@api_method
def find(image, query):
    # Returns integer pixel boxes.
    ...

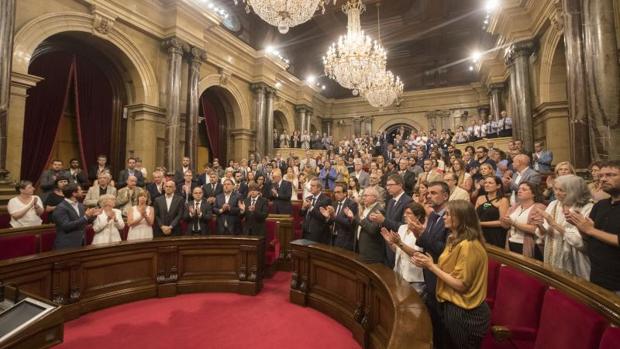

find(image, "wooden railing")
[289,240,432,349]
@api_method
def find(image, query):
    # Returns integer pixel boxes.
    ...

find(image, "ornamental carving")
[218,67,231,85]
[549,0,564,32]
[92,13,116,35]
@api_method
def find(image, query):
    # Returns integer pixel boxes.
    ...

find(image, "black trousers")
[509,241,543,261]
[438,301,490,349]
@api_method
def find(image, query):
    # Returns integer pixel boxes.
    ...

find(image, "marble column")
[306,110,313,135]
[488,83,504,121]
[162,37,186,173]
[265,87,275,156]
[0,0,16,181]
[506,41,535,153]
[583,0,620,161]
[295,106,308,135]
[185,47,206,168]
[251,84,267,157]
[562,0,591,167]
[353,118,362,137]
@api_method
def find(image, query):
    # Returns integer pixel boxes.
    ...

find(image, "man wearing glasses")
[321,183,358,250]
[301,178,333,244]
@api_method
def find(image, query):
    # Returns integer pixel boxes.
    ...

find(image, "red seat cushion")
[599,327,620,349]
[485,266,547,346]
[534,289,607,349]
[208,218,216,234]
[85,226,95,245]
[0,235,37,259]
[40,229,57,252]
[486,258,501,309]
[120,225,129,241]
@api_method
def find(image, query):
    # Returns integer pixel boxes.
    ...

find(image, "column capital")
[505,40,536,64]
[162,37,188,55]
[186,46,207,63]
[250,82,271,94]
[488,82,505,92]
[295,105,313,114]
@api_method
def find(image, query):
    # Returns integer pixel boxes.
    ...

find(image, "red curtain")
[74,57,113,172]
[200,94,220,160]
[21,52,75,182]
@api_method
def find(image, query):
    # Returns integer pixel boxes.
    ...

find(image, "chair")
[533,289,607,349]
[482,266,547,349]
[85,226,95,245]
[599,327,620,349]
[0,213,11,229]
[40,229,57,252]
[0,235,37,260]
[486,258,501,309]
[291,202,303,239]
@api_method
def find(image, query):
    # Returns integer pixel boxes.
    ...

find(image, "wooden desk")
[0,236,265,323]
[289,240,432,349]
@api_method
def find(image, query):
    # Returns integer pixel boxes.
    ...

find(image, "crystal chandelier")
[323,0,387,96]
[234,0,336,34]
[362,70,404,108]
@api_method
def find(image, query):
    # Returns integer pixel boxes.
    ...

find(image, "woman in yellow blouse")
[412,199,490,349]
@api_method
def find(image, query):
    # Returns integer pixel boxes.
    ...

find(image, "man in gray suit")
[505,154,541,204]
[53,184,100,250]
[351,159,370,188]
[347,186,385,264]
[532,141,553,174]
[39,159,67,201]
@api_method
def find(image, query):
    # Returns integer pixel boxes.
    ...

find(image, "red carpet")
[57,272,360,349]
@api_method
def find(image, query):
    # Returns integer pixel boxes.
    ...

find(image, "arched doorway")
[385,123,417,144]
[273,110,289,135]
[199,86,239,165]
[20,33,128,182]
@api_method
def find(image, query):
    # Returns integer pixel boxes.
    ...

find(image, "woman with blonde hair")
[451,159,473,192]
[412,200,490,348]
[535,175,593,279]
[127,190,154,240]
[544,161,576,201]
[92,194,125,245]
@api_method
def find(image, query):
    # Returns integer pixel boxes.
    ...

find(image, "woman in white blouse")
[381,202,426,294]
[8,180,44,227]
[501,182,546,260]
[535,175,593,279]
[92,194,125,245]
[127,191,154,240]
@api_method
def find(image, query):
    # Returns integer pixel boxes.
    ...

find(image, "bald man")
[153,180,185,237]
[505,154,541,204]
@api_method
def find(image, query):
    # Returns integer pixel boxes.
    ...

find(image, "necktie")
[336,201,343,216]
[251,198,256,207]
[194,202,200,231]
[312,196,317,207]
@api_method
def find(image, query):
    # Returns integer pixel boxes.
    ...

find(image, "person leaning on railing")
[412,200,490,349]
[8,180,44,228]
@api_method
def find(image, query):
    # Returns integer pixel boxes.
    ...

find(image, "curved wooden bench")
[289,240,432,349]
[0,236,265,323]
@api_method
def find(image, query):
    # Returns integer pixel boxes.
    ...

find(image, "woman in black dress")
[475,176,510,247]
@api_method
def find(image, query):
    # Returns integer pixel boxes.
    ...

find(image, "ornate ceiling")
[223,0,492,99]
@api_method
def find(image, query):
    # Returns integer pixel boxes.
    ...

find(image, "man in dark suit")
[117,157,145,189]
[300,178,332,244]
[239,183,269,236]
[414,180,449,349]
[174,156,195,184]
[369,174,413,268]
[197,165,211,187]
[234,171,249,199]
[53,183,100,250]
[67,158,90,188]
[40,159,68,201]
[183,186,212,235]
[273,153,288,173]
[348,186,385,263]
[325,182,358,250]
[153,180,185,237]
[214,179,241,234]
[203,172,223,206]
[88,155,111,183]
[504,154,541,204]
[146,170,165,202]
[268,169,292,214]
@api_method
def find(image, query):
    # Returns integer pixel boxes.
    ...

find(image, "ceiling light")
[485,0,500,12]
[234,0,337,34]
[469,66,475,71]
[471,50,482,62]
[321,85,326,90]
[275,81,282,89]
[306,75,317,84]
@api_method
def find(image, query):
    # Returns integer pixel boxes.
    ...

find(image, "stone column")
[184,47,206,168]
[251,84,267,157]
[295,105,308,135]
[162,37,186,173]
[306,109,313,135]
[325,120,332,136]
[562,0,591,167]
[0,0,16,181]
[265,87,275,156]
[488,83,504,121]
[353,118,362,137]
[506,40,535,152]
[583,0,620,161]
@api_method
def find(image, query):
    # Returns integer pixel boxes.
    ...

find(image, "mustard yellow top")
[436,239,488,309]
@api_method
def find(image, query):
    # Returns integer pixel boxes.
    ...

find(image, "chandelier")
[234,0,336,34]
[362,70,403,108]
[323,0,387,96]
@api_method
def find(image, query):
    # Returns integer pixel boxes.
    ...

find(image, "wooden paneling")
[290,240,433,349]
[0,237,265,320]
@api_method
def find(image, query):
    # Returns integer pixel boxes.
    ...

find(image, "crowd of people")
[7,118,620,348]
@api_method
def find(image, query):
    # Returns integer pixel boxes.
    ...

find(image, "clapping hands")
[411,251,434,269]
[380,227,401,245]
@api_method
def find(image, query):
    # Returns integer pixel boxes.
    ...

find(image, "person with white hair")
[92,194,125,245]
[535,175,593,279]
[84,172,116,208]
